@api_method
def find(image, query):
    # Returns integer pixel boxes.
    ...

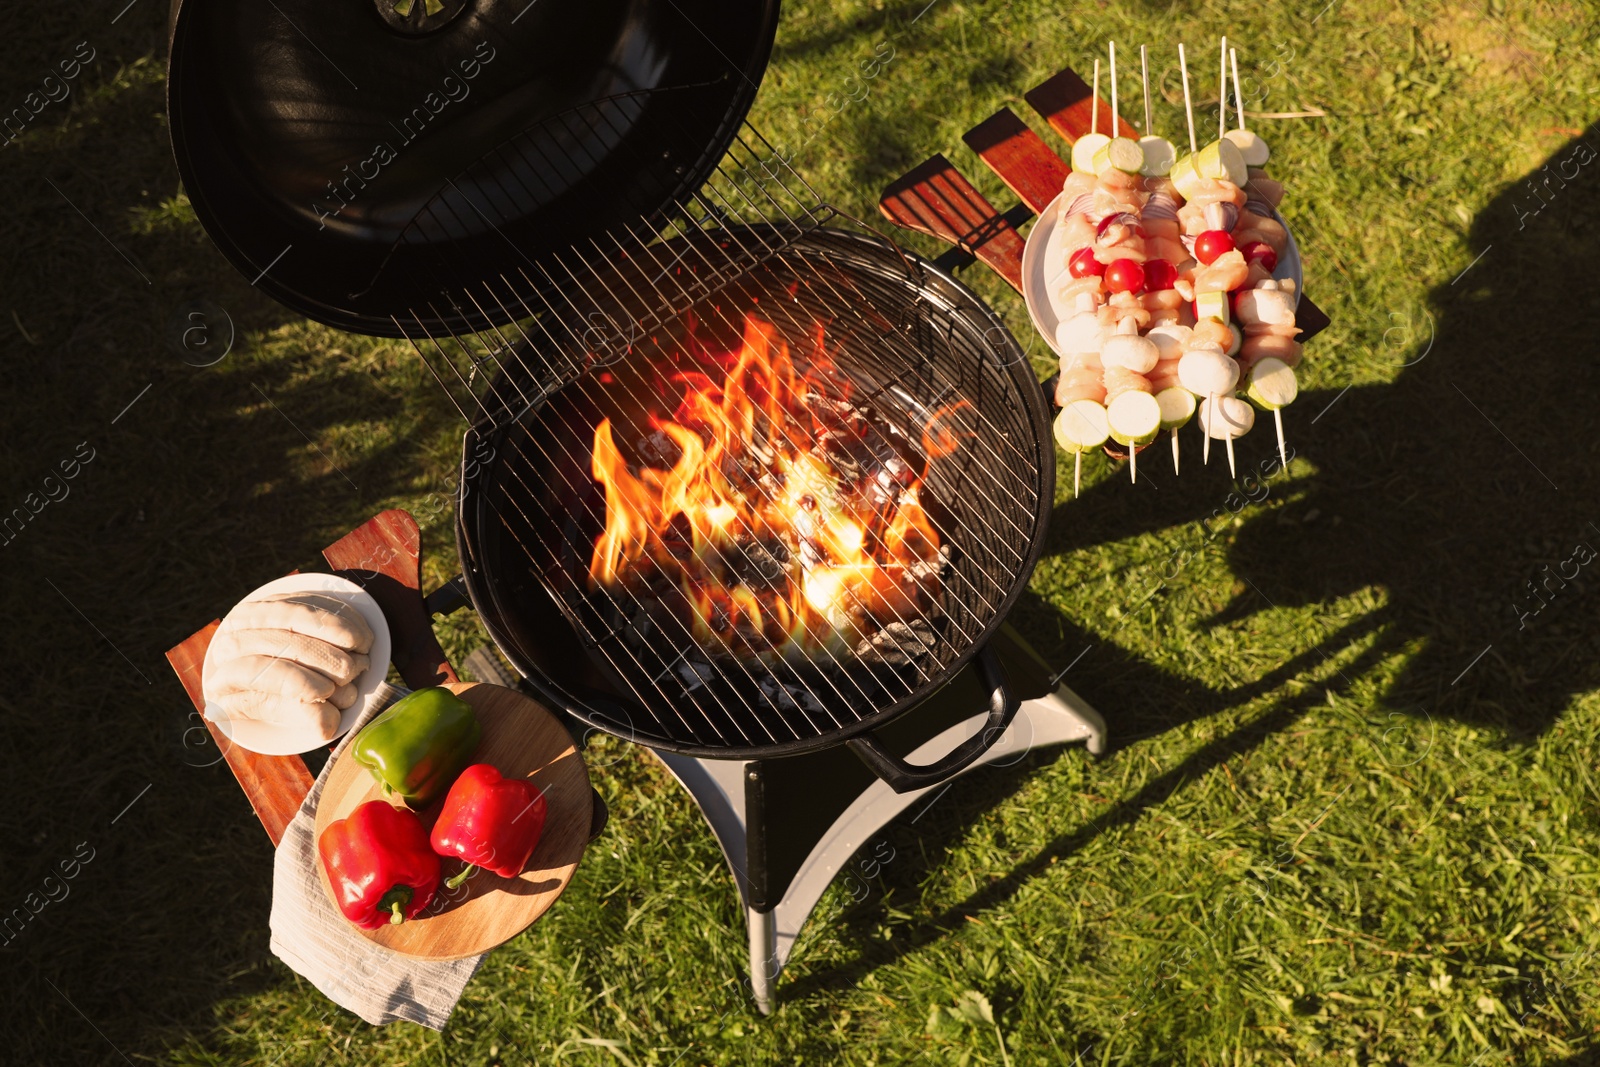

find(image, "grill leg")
[1019,682,1107,757]
[648,626,1109,1018]
[747,906,778,1015]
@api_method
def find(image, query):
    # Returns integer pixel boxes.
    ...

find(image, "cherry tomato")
[1240,240,1278,272]
[1193,230,1236,266]
[1142,259,1178,291]
[1068,246,1105,278]
[1103,258,1145,294]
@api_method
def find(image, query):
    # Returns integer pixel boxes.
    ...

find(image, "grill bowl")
[457,228,1054,758]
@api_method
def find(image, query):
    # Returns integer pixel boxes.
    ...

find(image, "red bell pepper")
[318,800,442,929]
[430,764,547,888]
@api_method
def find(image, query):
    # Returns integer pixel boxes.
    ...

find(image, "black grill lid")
[167,0,780,335]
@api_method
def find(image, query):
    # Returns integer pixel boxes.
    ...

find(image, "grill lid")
[166,0,780,335]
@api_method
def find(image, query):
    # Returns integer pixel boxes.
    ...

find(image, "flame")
[588,312,960,661]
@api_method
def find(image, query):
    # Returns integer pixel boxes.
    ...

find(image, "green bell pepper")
[351,687,481,807]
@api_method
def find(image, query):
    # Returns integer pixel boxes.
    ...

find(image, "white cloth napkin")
[269,683,483,1029]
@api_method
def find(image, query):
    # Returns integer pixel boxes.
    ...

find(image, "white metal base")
[653,681,1105,1014]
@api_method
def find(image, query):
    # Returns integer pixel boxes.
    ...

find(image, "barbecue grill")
[167,0,1106,1011]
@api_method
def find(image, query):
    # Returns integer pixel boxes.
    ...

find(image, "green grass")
[4,0,1600,1063]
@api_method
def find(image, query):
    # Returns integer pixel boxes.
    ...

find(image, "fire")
[587,313,963,661]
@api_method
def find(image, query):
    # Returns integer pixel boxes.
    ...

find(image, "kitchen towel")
[269,683,483,1029]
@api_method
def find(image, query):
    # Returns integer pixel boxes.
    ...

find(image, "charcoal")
[758,675,826,714]
[906,544,952,585]
[816,417,899,485]
[745,440,776,469]
[588,359,954,678]
[636,429,676,465]
[728,537,789,589]
[855,619,938,667]
[674,658,718,693]
[867,456,917,507]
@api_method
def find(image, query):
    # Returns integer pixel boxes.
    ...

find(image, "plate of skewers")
[1021,38,1307,495]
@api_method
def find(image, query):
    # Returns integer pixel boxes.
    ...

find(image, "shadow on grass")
[0,7,467,1064]
[1036,119,1600,743]
[782,630,1397,1005]
[781,114,1600,1028]
[5,6,1597,1065]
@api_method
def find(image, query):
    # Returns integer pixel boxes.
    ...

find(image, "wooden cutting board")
[313,682,590,960]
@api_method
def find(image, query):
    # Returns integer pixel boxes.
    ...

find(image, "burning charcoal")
[637,429,676,465]
[905,544,951,584]
[849,564,925,622]
[758,675,825,714]
[725,448,772,490]
[790,509,826,570]
[582,311,958,681]
[815,431,864,482]
[728,537,789,589]
[867,456,917,507]
[855,619,938,667]
[746,441,776,469]
[647,584,696,642]
[674,658,717,693]
[817,420,902,485]
[805,393,855,421]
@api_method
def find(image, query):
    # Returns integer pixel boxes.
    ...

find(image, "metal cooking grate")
[385,92,1048,751]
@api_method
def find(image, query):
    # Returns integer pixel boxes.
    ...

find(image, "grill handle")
[845,645,1020,795]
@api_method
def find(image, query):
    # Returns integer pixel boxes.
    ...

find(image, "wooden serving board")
[313,682,590,960]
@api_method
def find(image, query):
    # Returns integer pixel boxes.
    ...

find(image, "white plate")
[1021,191,1304,361]
[202,573,393,756]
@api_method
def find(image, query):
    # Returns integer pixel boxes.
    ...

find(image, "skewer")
[1218,36,1228,142]
[1074,451,1082,499]
[1231,47,1246,132]
[1177,44,1197,153]
[1274,408,1288,470]
[1130,439,1137,484]
[1141,45,1153,136]
[1225,425,1237,478]
[1091,58,1100,138]
[1109,41,1119,139]
[1170,426,1180,475]
[1203,392,1215,464]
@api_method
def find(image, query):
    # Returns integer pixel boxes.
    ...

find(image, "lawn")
[4,0,1600,1063]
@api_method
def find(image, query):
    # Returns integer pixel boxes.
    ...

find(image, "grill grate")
[458,233,1046,751]
[385,94,1049,752]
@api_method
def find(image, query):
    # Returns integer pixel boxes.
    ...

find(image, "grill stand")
[651,624,1105,1014]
